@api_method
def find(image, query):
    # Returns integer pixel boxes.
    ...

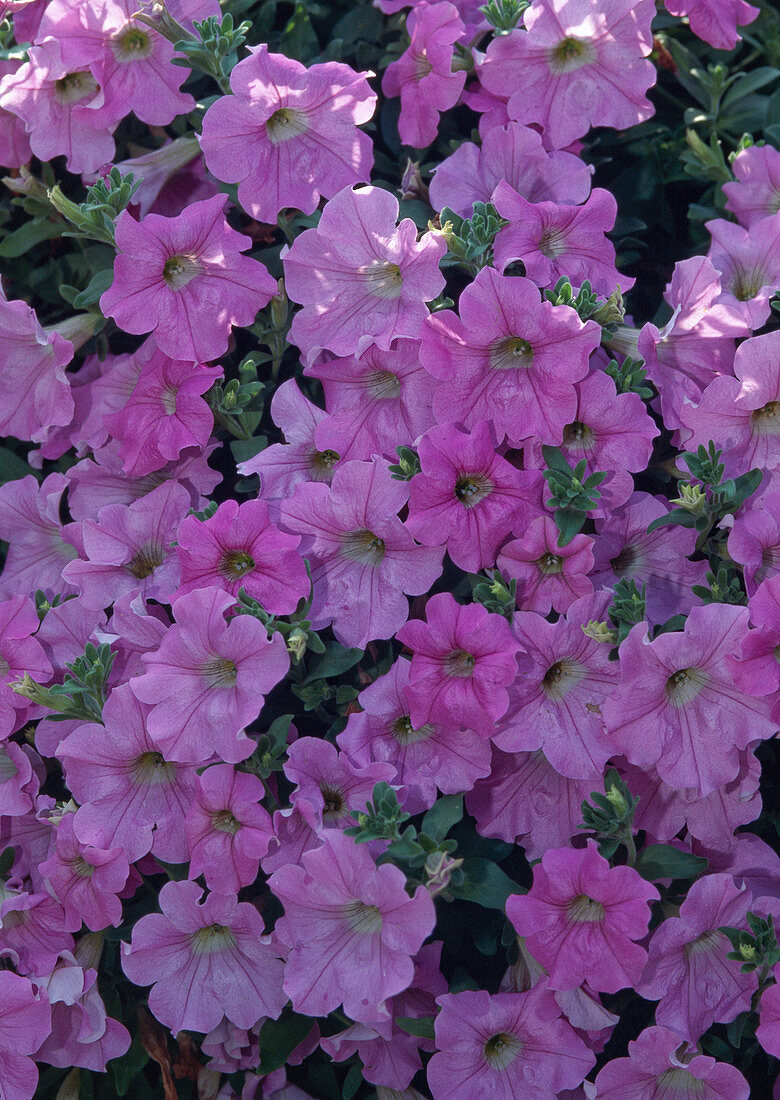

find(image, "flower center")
[191,923,236,954]
[365,368,401,400]
[392,715,433,745]
[684,929,723,957]
[657,1068,704,1094]
[610,542,640,575]
[133,751,176,786]
[751,401,780,434]
[483,1031,523,1070]
[265,106,309,144]
[538,226,569,258]
[489,336,534,371]
[343,900,383,934]
[358,260,403,300]
[454,473,493,507]
[665,667,707,707]
[320,785,346,818]
[542,659,586,701]
[310,448,340,473]
[54,71,99,105]
[0,746,17,782]
[730,264,766,301]
[112,23,154,61]
[567,894,605,922]
[536,552,564,575]
[69,855,95,878]
[161,386,178,416]
[341,529,386,565]
[126,544,165,579]
[549,36,594,73]
[162,253,201,289]
[444,649,475,677]
[0,658,10,681]
[201,658,238,688]
[414,52,433,82]
[219,550,256,581]
[211,809,241,836]
[563,421,594,449]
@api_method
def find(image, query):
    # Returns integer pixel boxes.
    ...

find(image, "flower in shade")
[591,1023,750,1098]
[122,879,286,1034]
[131,586,289,763]
[0,474,80,601]
[420,267,598,445]
[728,575,780,700]
[0,595,53,741]
[507,840,659,993]
[200,45,376,222]
[427,987,595,1100]
[39,813,129,932]
[757,981,780,1058]
[494,185,633,295]
[636,874,757,1041]
[395,593,522,736]
[268,829,435,1026]
[0,970,51,1100]
[603,604,777,795]
[284,185,445,363]
[663,0,758,50]
[59,683,198,864]
[382,2,466,149]
[280,458,443,648]
[478,0,656,148]
[100,193,277,363]
[175,498,309,612]
[723,143,780,227]
[283,737,396,831]
[706,211,780,330]
[728,492,780,595]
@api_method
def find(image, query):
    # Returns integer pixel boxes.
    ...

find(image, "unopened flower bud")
[670,482,707,513]
[582,620,617,644]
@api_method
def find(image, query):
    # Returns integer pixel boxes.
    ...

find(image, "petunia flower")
[706,211,780,330]
[39,813,129,932]
[0,595,53,741]
[0,970,51,1100]
[498,515,594,616]
[723,143,780,227]
[663,0,758,50]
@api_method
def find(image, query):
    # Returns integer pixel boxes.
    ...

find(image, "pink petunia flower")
[498,515,594,615]
[175,498,309,613]
[507,841,659,993]
[757,979,780,1059]
[59,683,199,863]
[405,421,543,572]
[201,45,375,222]
[280,458,443,648]
[478,0,656,148]
[283,737,396,831]
[395,592,521,736]
[664,0,758,50]
[0,58,32,167]
[603,604,777,795]
[122,879,286,1034]
[706,211,780,330]
[131,586,289,763]
[723,143,780,227]
[0,474,80,601]
[493,185,634,295]
[284,185,445,363]
[0,970,51,1100]
[590,1023,750,1098]
[0,595,53,741]
[338,658,492,815]
[382,2,466,149]
[728,575,780,699]
[39,813,129,932]
[728,492,780,595]
[636,874,757,1041]
[420,267,598,445]
[268,829,436,1026]
[100,193,277,363]
[427,987,595,1100]
[185,764,274,894]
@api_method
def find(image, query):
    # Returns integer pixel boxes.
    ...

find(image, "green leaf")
[0,446,37,486]
[421,795,464,843]
[647,510,697,533]
[71,267,114,309]
[635,844,708,882]
[111,1032,149,1096]
[342,1063,364,1100]
[721,67,780,108]
[448,858,523,909]
[554,507,587,547]
[257,1009,313,1074]
[395,1015,436,1040]
[0,218,62,258]
[303,642,363,683]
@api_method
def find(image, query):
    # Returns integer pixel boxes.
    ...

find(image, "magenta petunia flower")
[122,879,286,1034]
[757,980,780,1059]
[0,474,80,601]
[728,493,780,595]
[39,813,129,932]
[283,737,396,831]
[307,339,438,463]
[100,193,277,363]
[706,211,780,330]
[603,604,777,795]
[664,0,758,50]
[131,586,289,763]
[382,2,466,149]
[268,829,435,1026]
[636,874,757,1041]
[59,683,198,864]
[338,658,492,815]
[498,515,594,615]
[427,987,595,1100]
[284,185,446,363]
[185,765,274,894]
[507,841,659,993]
[728,575,780,699]
[478,0,656,148]
[0,595,53,742]
[428,121,592,217]
[280,458,443,648]
[200,45,375,222]
[420,267,598,445]
[0,58,32,168]
[591,1023,750,1098]
[723,143,780,227]
[0,970,51,1100]
[405,421,543,572]
[61,478,189,610]
[103,339,221,477]
[395,593,521,736]
[175,498,309,613]
[494,184,633,294]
